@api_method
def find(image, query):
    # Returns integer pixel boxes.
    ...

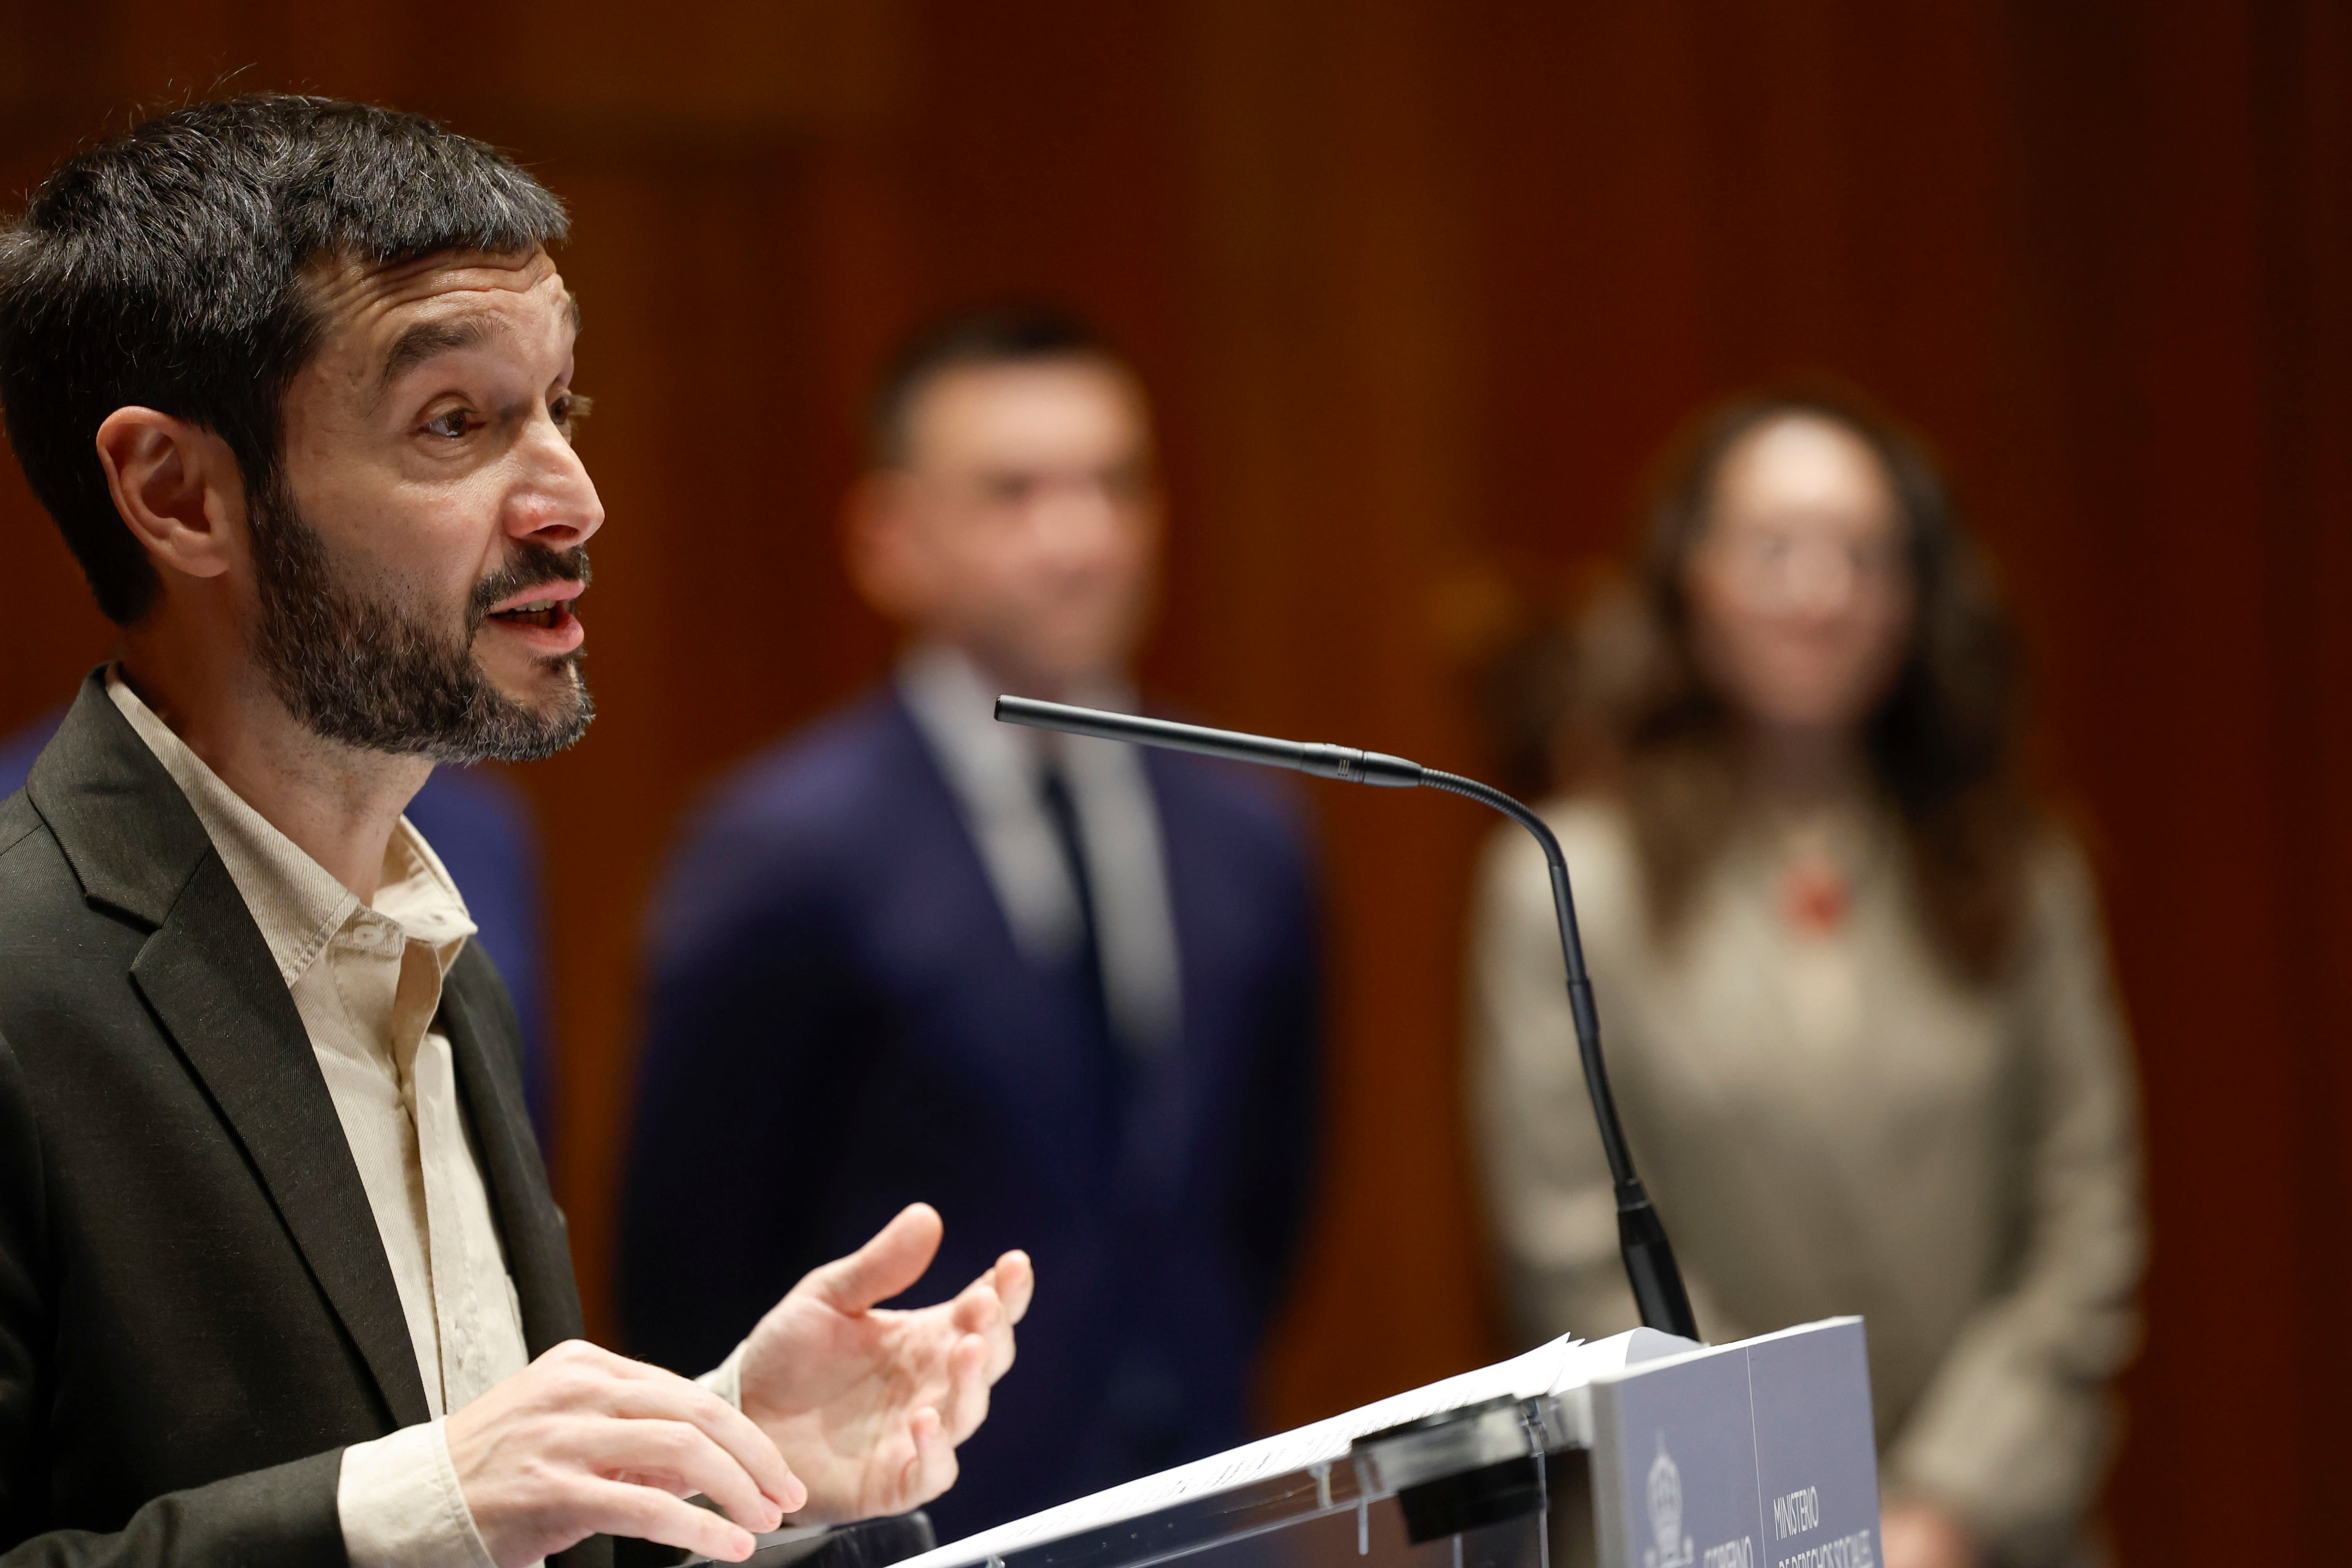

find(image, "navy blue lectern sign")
[1589,1321,1879,1568]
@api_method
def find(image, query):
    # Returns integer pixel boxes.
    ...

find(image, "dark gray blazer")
[0,674,608,1567]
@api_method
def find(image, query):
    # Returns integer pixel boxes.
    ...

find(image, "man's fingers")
[939,1332,993,1443]
[899,1405,959,1510]
[949,1263,1024,1382]
[993,1251,1035,1324]
[949,1254,1032,1327]
[803,1202,945,1314]
[598,1369,804,1514]
[455,1343,805,1565]
[580,1417,785,1537]
[574,1476,762,1563]
[948,1281,1000,1336]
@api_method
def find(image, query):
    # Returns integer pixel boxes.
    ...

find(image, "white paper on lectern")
[902,1331,1659,1568]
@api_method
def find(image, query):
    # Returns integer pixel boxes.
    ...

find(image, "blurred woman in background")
[1469,391,2144,1568]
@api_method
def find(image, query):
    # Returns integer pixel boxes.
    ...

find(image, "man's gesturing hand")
[739,1202,1034,1523]
[446,1339,806,1567]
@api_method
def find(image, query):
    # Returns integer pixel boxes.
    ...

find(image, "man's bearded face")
[247,474,594,764]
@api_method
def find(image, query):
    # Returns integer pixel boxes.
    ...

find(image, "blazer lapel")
[439,953,583,1354]
[134,846,436,1430]
[33,671,433,1431]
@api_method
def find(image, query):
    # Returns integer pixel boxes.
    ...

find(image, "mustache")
[468,545,592,630]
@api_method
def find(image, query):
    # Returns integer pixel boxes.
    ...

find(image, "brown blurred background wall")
[1,3,2346,1561]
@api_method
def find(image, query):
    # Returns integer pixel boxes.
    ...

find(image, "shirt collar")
[105,669,477,987]
[895,641,1137,789]
[373,816,480,971]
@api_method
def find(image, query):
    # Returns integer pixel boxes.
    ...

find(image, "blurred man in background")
[621,307,1322,1536]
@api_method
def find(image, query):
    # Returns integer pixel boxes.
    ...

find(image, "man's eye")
[424,409,475,439]
[550,393,592,441]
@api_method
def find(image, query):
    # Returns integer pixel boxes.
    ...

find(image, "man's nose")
[1027,477,1122,552]
[503,420,605,548]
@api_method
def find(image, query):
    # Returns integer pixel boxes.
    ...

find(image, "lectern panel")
[702,1323,1879,1568]
[1590,1345,1762,1568]
[1745,1327,1880,1568]
[1588,1321,1880,1568]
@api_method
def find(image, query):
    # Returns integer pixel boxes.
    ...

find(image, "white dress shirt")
[107,673,691,1568]
[897,643,1182,1055]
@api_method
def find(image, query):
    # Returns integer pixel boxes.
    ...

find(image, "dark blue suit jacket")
[0,708,554,1142]
[618,691,1322,1539]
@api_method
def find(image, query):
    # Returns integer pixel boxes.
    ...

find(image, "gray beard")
[246,479,594,764]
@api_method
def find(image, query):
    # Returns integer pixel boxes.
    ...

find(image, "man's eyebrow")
[378,316,494,392]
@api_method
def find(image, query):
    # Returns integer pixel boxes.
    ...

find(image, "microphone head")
[996,695,1315,773]
[996,694,1427,785]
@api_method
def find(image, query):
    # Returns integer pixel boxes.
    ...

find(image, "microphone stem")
[990,696,1700,1341]
[1419,770,1700,1343]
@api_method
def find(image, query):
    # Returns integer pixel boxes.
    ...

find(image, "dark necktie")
[1037,764,1124,1115]
[1043,765,1178,1457]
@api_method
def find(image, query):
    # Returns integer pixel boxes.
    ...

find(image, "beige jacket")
[1468,797,2145,1566]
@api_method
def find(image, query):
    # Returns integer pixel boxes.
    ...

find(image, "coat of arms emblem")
[1643,1434,1693,1568]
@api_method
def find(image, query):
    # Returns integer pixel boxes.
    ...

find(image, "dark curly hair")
[0,94,568,624]
[1574,383,2032,982]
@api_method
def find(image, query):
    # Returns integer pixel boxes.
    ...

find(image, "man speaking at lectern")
[0,96,1030,1567]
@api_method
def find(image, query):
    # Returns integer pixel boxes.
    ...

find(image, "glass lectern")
[699,1318,1881,1568]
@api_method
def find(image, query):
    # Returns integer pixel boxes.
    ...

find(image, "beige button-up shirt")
[110,675,523,1568]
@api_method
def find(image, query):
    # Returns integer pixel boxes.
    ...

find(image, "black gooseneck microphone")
[995,694,1701,1343]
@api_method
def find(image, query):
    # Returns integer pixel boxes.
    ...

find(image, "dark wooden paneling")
[1,5,2344,1560]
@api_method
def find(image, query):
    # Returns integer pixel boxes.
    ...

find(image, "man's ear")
[93,407,246,583]
[841,470,930,623]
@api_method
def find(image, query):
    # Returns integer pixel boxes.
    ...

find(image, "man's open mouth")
[489,597,574,630]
